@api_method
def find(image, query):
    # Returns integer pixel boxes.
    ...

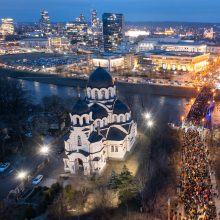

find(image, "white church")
[63,67,137,175]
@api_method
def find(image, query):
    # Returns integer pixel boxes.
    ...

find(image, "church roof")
[87,67,114,89]
[113,99,130,115]
[91,103,108,120]
[71,98,90,116]
[107,127,127,141]
[88,131,103,143]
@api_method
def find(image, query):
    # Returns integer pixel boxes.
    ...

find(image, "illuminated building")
[0,18,14,36]
[92,53,138,71]
[207,45,220,55]
[102,13,124,52]
[76,13,85,22]
[156,41,207,53]
[142,50,209,73]
[19,38,49,48]
[63,67,137,175]
[66,21,88,43]
[48,37,70,49]
[91,9,100,28]
[154,27,175,36]
[40,11,51,35]
[125,30,150,38]
[204,28,214,40]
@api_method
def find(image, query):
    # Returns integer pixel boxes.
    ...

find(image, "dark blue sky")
[1,0,220,23]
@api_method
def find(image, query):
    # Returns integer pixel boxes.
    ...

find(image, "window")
[115,146,118,152]
[77,136,82,146]
[114,115,117,122]
[97,120,100,128]
[126,114,129,121]
[95,91,98,99]
[109,90,112,98]
[120,115,123,122]
[88,90,91,98]
[83,117,87,124]
[111,146,114,152]
[76,118,80,125]
[101,90,105,99]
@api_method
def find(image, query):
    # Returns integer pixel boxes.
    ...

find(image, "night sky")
[1,0,220,23]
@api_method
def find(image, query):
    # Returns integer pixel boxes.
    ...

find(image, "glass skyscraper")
[102,13,124,52]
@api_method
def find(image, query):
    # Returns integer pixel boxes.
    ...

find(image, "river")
[17,78,193,126]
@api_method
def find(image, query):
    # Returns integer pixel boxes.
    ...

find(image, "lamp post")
[40,145,50,163]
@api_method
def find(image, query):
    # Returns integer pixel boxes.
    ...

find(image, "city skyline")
[1,0,220,23]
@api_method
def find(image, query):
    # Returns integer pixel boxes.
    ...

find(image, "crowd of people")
[187,86,213,126]
[179,129,217,219]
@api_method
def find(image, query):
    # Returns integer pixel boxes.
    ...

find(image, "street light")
[145,112,151,119]
[40,145,49,155]
[17,171,27,180]
[147,120,154,128]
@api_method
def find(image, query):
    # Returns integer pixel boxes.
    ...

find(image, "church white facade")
[63,67,137,175]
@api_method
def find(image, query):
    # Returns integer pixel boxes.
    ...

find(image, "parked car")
[0,162,10,172]
[32,175,43,185]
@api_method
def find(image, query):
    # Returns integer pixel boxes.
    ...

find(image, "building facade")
[40,11,51,35]
[102,13,124,52]
[63,67,137,175]
[0,18,14,36]
[142,50,209,73]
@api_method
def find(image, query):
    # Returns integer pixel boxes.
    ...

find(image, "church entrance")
[75,158,84,175]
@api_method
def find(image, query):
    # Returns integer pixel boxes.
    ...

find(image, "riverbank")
[0,67,201,99]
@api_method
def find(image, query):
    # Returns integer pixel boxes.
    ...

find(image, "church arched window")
[101,90,105,99]
[95,90,98,99]
[77,136,82,146]
[76,118,80,125]
[120,115,123,122]
[109,89,112,98]
[115,146,118,152]
[114,115,117,122]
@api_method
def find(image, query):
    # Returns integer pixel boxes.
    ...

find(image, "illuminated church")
[63,67,137,175]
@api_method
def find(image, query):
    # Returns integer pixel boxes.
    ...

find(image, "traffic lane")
[0,154,45,201]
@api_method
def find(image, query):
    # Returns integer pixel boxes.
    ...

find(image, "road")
[0,151,64,201]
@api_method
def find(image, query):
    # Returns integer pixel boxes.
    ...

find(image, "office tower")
[76,13,85,22]
[91,9,98,27]
[0,18,14,36]
[66,21,88,43]
[40,10,51,35]
[102,13,124,52]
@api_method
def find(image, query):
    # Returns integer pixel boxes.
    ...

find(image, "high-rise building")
[76,13,85,23]
[66,21,88,43]
[102,13,124,52]
[40,10,51,35]
[91,9,98,27]
[0,18,14,36]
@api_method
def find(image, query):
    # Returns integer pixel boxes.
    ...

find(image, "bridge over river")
[169,85,220,220]
[184,85,215,129]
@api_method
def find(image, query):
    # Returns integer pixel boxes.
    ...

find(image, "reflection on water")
[15,79,220,125]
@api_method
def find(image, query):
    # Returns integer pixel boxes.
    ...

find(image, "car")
[56,148,64,155]
[0,162,10,172]
[32,175,43,185]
